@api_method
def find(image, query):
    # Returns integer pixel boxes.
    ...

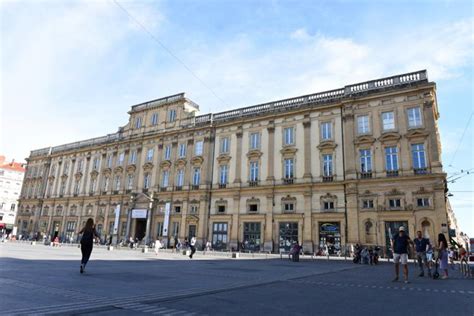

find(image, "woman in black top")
[79,218,99,274]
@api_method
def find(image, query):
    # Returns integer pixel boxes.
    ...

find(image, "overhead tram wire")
[111,0,227,108]
[448,111,473,167]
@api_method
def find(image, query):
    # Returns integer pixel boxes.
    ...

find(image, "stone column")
[82,156,91,194]
[266,123,275,181]
[342,108,357,179]
[186,140,194,188]
[423,100,442,172]
[345,183,360,243]
[264,194,274,252]
[303,117,312,180]
[230,194,240,250]
[234,128,243,184]
[302,190,313,252]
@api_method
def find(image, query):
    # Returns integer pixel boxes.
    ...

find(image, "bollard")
[107,246,114,251]
[232,252,240,259]
[142,247,149,253]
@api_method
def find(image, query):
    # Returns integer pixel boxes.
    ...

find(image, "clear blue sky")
[1,0,472,235]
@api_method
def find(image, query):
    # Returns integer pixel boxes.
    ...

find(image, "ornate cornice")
[246,150,263,159]
[354,135,376,145]
[405,129,429,140]
[379,132,401,143]
[191,156,204,166]
[216,154,231,163]
[317,140,337,150]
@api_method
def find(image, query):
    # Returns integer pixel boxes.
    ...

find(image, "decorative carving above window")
[385,188,404,196]
[191,156,204,166]
[246,149,263,159]
[142,162,154,171]
[317,140,337,150]
[405,130,429,139]
[216,154,231,163]
[175,158,187,166]
[378,132,401,143]
[113,166,123,174]
[160,160,171,169]
[280,147,297,156]
[354,135,376,145]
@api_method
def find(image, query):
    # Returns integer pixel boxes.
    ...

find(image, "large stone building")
[17,70,449,254]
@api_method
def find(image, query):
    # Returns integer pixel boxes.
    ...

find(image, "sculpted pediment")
[354,135,376,145]
[247,150,263,159]
[279,147,297,156]
[317,140,337,150]
[90,170,99,178]
[379,132,401,143]
[142,162,154,171]
[113,166,123,174]
[74,172,83,179]
[191,156,204,166]
[160,160,172,169]
[126,164,136,173]
[175,158,187,166]
[405,129,429,140]
[216,154,231,163]
[102,167,112,175]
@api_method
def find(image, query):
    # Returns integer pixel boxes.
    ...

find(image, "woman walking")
[437,233,449,279]
[79,218,99,274]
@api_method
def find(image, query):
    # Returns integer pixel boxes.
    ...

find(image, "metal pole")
[145,191,154,246]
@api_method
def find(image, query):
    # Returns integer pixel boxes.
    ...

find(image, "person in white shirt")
[154,239,162,255]
[189,236,197,259]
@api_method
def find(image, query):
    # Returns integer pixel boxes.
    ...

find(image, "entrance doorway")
[279,222,298,252]
[243,222,261,251]
[51,221,60,241]
[188,225,196,239]
[135,219,146,241]
[319,222,341,255]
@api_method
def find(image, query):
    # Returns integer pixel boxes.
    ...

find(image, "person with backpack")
[414,230,431,277]
[79,218,99,274]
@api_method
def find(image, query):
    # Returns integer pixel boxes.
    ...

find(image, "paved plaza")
[1,242,473,315]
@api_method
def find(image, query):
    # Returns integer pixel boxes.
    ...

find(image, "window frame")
[382,111,395,131]
[320,122,332,140]
[195,141,204,156]
[357,115,370,134]
[385,146,399,171]
[407,107,423,128]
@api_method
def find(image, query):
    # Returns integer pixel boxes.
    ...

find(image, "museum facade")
[16,70,449,254]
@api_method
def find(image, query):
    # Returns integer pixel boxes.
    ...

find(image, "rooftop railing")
[29,70,428,157]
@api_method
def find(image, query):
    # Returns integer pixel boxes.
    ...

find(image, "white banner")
[113,204,120,235]
[132,209,148,219]
[162,203,171,237]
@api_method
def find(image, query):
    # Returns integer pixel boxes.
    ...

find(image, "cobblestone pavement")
[1,242,472,315]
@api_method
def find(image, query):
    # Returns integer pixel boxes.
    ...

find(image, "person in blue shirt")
[391,226,414,283]
[414,230,431,277]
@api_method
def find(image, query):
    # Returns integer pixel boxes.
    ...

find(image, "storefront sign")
[162,203,171,237]
[113,204,120,234]
[132,209,148,219]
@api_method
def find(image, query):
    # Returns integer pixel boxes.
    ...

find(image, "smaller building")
[0,155,26,235]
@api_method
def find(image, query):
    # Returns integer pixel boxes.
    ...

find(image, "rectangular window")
[321,122,332,140]
[190,205,198,214]
[357,115,370,134]
[106,155,113,168]
[90,178,97,193]
[127,174,134,190]
[168,109,177,122]
[411,144,426,169]
[323,154,333,177]
[249,161,259,181]
[193,168,201,186]
[195,141,204,156]
[114,175,121,191]
[249,204,258,212]
[250,133,260,149]
[385,146,398,171]
[64,161,69,174]
[284,203,294,212]
[171,222,179,236]
[324,201,335,210]
[77,159,83,172]
[146,148,154,162]
[407,107,422,127]
[129,150,137,164]
[219,165,228,184]
[143,173,150,189]
[156,222,163,237]
[135,116,142,129]
[417,198,430,207]
[103,177,109,191]
[217,205,226,213]
[162,171,169,187]
[359,149,372,172]
[382,111,395,130]
[389,199,401,208]
[164,145,171,160]
[176,169,184,186]
[118,152,125,166]
[74,180,80,195]
[220,137,229,153]
[92,157,100,170]
[284,158,294,179]
[175,206,181,213]
[151,113,159,126]
[178,143,186,158]
[212,222,228,250]
[284,127,295,145]
[362,200,374,209]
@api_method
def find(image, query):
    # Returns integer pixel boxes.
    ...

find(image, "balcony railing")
[191,185,200,190]
[175,186,182,191]
[283,178,294,185]
[249,181,259,187]
[142,188,149,193]
[414,168,428,175]
[322,176,333,182]
[101,191,108,195]
[160,187,167,192]
[360,172,373,179]
[218,183,227,189]
[386,170,399,177]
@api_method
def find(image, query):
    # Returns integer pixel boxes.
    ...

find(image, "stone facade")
[17,70,449,254]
